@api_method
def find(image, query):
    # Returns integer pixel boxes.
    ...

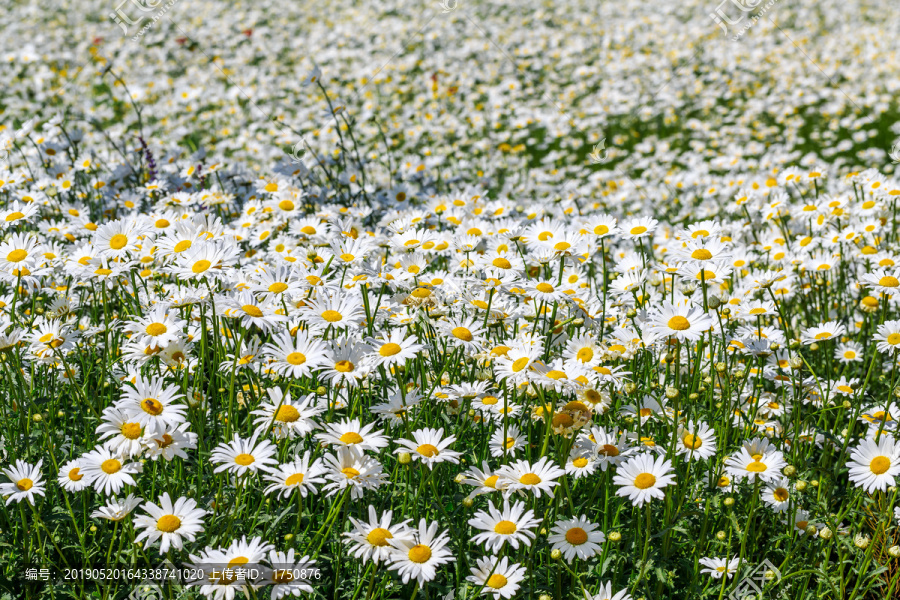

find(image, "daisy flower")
[261,549,317,599]
[800,321,845,345]
[724,439,787,483]
[847,436,900,493]
[468,498,540,551]
[210,431,279,476]
[612,454,676,507]
[466,555,527,599]
[762,477,794,512]
[316,418,389,452]
[490,425,526,458]
[252,388,323,440]
[675,421,717,462]
[365,330,424,370]
[80,448,143,495]
[393,427,461,469]
[0,459,45,505]
[649,301,713,341]
[90,494,143,521]
[57,458,92,492]
[343,505,414,565]
[321,446,387,499]
[262,330,330,379]
[386,518,455,586]
[699,557,740,579]
[116,375,187,437]
[263,451,326,499]
[496,456,566,498]
[548,515,606,562]
[133,492,207,554]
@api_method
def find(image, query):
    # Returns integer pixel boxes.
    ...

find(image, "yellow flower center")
[366,528,393,547]
[141,398,164,415]
[16,478,33,491]
[68,467,83,481]
[773,487,789,502]
[486,574,508,589]
[745,461,767,472]
[494,520,517,535]
[511,357,529,372]
[633,473,656,489]
[536,282,555,293]
[157,515,181,532]
[379,343,402,357]
[682,433,703,450]
[484,475,499,488]
[565,527,588,545]
[630,226,647,235]
[109,234,128,250]
[146,323,167,336]
[879,276,900,288]
[121,423,142,439]
[340,432,364,444]
[192,259,211,273]
[234,453,255,466]
[493,257,511,269]
[285,473,305,486]
[335,360,355,372]
[408,544,432,564]
[417,444,439,457]
[242,304,263,318]
[668,316,691,331]
[573,457,589,468]
[286,352,307,365]
[101,459,122,474]
[322,310,343,322]
[576,348,594,362]
[520,473,541,485]
[342,467,360,478]
[268,282,288,293]
[870,456,892,475]
[691,249,713,260]
[7,249,27,262]
[452,327,473,341]
[275,405,300,422]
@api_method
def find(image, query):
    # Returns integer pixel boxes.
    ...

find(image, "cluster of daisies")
[3,0,900,599]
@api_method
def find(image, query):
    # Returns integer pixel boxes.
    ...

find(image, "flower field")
[3,0,900,599]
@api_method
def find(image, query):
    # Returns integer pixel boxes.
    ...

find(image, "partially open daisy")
[386,518,455,586]
[468,498,540,551]
[612,454,675,507]
[394,427,461,469]
[548,515,606,562]
[90,494,143,521]
[134,492,207,554]
[466,555,527,600]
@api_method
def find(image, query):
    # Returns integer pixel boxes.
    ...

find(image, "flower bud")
[454,473,465,484]
[716,530,726,540]
[889,545,900,558]
[796,481,807,492]
[805,525,817,536]
[462,497,473,508]
[551,549,562,560]
[724,497,735,507]
[789,357,803,369]
[783,465,796,477]
[398,452,411,465]
[32,414,42,422]
[854,534,870,549]
[665,387,680,400]
[284,533,294,541]
[608,531,622,542]
[820,527,833,540]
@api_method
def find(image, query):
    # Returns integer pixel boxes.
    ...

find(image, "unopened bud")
[820,527,833,540]
[716,530,726,540]
[608,531,622,542]
[665,387,680,400]
[783,465,796,477]
[398,452,411,465]
[551,549,562,560]
[796,481,807,492]
[723,497,735,507]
